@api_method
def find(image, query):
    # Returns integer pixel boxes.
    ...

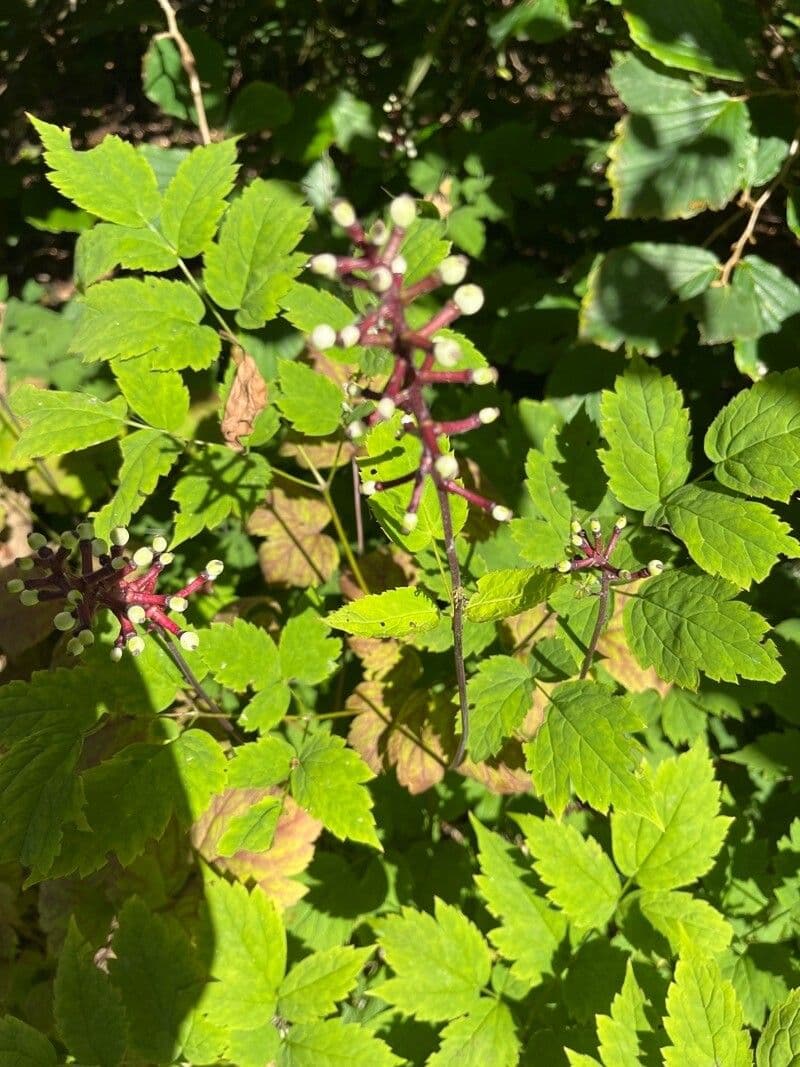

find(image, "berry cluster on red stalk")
[7,524,223,659]
[308,194,512,533]
[556,515,663,582]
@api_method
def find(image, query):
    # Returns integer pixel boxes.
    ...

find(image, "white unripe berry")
[110,646,123,662]
[152,535,168,554]
[311,323,337,350]
[556,560,572,574]
[78,629,94,647]
[347,420,366,440]
[127,605,146,625]
[370,267,393,293]
[620,569,633,582]
[132,547,153,568]
[111,557,128,571]
[402,511,419,532]
[390,255,407,275]
[91,538,108,556]
[615,515,627,530]
[331,199,356,228]
[128,636,145,656]
[110,526,130,546]
[377,127,393,142]
[589,518,602,534]
[16,558,34,571]
[454,284,484,316]
[376,397,396,421]
[361,481,377,496]
[54,611,76,632]
[180,631,200,652]
[471,367,498,386]
[60,531,78,549]
[571,533,583,547]
[205,559,224,579]
[6,579,24,594]
[647,559,664,576]
[66,637,84,657]
[492,505,513,523]
[368,220,388,245]
[479,406,500,425]
[27,533,47,550]
[389,194,417,228]
[20,589,39,606]
[168,596,188,613]
[434,454,460,480]
[439,255,468,285]
[76,523,94,541]
[66,590,83,605]
[309,253,338,278]
[432,338,461,367]
[571,519,583,534]
[160,552,175,566]
[339,324,361,348]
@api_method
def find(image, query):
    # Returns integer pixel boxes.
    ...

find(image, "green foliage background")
[3,0,800,1063]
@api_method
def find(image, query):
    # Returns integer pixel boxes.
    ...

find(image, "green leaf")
[580,243,718,355]
[171,444,272,545]
[0,669,99,746]
[428,997,520,1067]
[93,429,182,540]
[471,816,567,986]
[240,685,292,734]
[695,257,800,345]
[29,115,160,226]
[637,890,732,955]
[0,1016,56,1066]
[280,281,356,333]
[110,897,203,1063]
[326,588,440,639]
[596,961,652,1067]
[608,53,753,220]
[622,0,753,81]
[278,945,373,1022]
[76,221,178,277]
[171,729,228,823]
[160,138,240,257]
[466,567,561,623]
[291,732,379,849]
[466,656,533,762]
[662,945,751,1067]
[374,898,491,1021]
[228,736,295,789]
[228,81,293,134]
[279,609,341,684]
[275,359,344,436]
[705,370,800,502]
[72,277,221,371]
[199,618,282,692]
[611,743,731,890]
[204,179,311,328]
[54,918,127,1067]
[401,217,450,284]
[217,795,282,857]
[113,361,189,432]
[277,1019,401,1067]
[515,813,622,931]
[511,449,574,567]
[623,569,783,688]
[599,362,691,510]
[524,680,657,822]
[142,31,226,126]
[660,484,800,588]
[10,385,127,461]
[200,877,286,1031]
[757,989,800,1066]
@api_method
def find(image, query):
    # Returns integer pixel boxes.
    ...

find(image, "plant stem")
[580,571,610,680]
[438,485,469,768]
[159,631,242,740]
[154,0,212,145]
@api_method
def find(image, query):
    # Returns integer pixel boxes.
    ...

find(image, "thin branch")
[438,486,469,768]
[579,571,610,680]
[351,457,365,556]
[154,0,211,145]
[159,631,243,740]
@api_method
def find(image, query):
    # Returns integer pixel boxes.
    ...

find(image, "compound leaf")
[638,890,732,955]
[277,1018,401,1067]
[467,656,533,762]
[199,618,282,693]
[279,609,341,684]
[160,138,239,257]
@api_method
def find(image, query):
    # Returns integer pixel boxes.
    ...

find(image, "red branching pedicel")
[6,525,223,659]
[557,515,663,582]
[308,194,512,533]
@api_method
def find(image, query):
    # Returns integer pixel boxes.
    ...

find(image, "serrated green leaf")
[374,898,491,1021]
[471,817,566,986]
[291,732,379,849]
[200,877,286,1031]
[428,997,520,1067]
[29,115,160,225]
[638,890,732,955]
[515,813,621,931]
[160,138,239,257]
[0,669,99,746]
[596,960,651,1067]
[611,743,731,890]
[72,277,221,371]
[240,685,292,733]
[204,179,311,328]
[695,256,800,345]
[93,429,181,540]
[278,945,373,1022]
[279,609,341,684]
[280,281,356,333]
[705,370,800,502]
[512,450,573,566]
[599,362,691,510]
[171,729,228,822]
[327,587,440,639]
[622,0,753,81]
[466,656,533,762]
[200,618,282,692]
[54,918,126,1067]
[113,361,189,431]
[76,221,178,278]
[277,1018,401,1067]
[757,988,800,1066]
[663,944,751,1067]
[275,359,344,436]
[607,53,753,220]
[171,444,271,545]
[228,735,295,789]
[661,484,799,588]
[110,897,203,1063]
[623,569,783,688]
[401,217,450,284]
[10,384,127,461]
[217,796,282,857]
[466,567,561,623]
[0,1016,56,1066]
[524,680,657,822]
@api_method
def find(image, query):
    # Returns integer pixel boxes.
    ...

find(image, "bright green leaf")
[757,989,800,1067]
[160,138,240,257]
[280,609,341,684]
[275,359,344,436]
[278,945,373,1022]
[11,384,127,461]
[326,587,440,639]
[291,732,380,849]
[113,361,189,432]
[171,444,272,545]
[93,429,181,540]
[199,618,282,692]
[428,997,520,1067]
[217,795,282,857]
[466,567,561,623]
[467,656,533,762]
[638,890,732,955]
[277,1018,401,1067]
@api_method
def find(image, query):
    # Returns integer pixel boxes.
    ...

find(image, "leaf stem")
[438,485,469,768]
[153,0,212,145]
[579,571,610,680]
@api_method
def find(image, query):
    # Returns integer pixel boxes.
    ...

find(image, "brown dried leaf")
[249,485,339,589]
[221,346,268,452]
[279,432,354,471]
[339,546,417,603]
